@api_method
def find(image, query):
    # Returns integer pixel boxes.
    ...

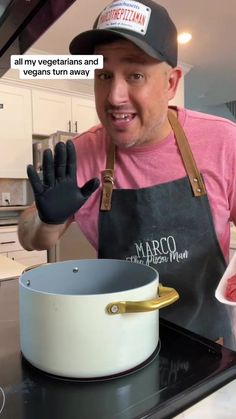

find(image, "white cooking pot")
[19,259,179,378]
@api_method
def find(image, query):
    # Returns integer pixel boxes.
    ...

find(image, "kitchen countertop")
[0,254,26,280]
[174,379,236,418]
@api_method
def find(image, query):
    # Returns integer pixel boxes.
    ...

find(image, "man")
[18,0,236,349]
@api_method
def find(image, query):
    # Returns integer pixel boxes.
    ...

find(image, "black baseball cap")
[69,0,178,67]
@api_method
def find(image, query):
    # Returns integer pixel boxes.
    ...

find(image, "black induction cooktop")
[1,319,236,419]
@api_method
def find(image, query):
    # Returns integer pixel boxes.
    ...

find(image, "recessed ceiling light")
[178,32,192,44]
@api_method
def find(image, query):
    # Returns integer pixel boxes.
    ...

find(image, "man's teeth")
[112,113,132,120]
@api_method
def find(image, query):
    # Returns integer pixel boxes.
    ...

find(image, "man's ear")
[168,67,183,101]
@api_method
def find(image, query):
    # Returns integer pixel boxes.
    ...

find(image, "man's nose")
[107,77,129,105]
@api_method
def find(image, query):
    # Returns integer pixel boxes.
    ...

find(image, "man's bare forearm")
[18,204,72,251]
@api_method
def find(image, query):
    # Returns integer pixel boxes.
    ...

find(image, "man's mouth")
[108,112,136,123]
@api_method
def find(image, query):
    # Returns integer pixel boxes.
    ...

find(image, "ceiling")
[32,0,236,109]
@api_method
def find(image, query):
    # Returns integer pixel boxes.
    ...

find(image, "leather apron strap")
[100,110,206,211]
[167,111,206,197]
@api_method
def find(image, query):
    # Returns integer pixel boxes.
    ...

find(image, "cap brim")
[69,29,164,62]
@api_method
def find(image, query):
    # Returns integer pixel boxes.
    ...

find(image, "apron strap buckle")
[100,169,114,211]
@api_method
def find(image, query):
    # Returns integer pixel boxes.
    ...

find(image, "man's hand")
[27,140,100,224]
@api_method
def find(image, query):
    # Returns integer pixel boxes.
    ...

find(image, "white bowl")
[215,252,236,306]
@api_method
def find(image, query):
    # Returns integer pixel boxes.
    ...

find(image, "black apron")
[98,111,235,349]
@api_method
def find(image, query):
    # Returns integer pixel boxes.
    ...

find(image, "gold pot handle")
[106,284,179,315]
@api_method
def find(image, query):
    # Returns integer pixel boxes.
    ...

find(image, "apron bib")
[98,111,234,349]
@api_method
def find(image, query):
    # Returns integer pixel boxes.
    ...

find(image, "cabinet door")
[0,228,22,252]
[32,89,72,135]
[0,226,47,267]
[71,96,99,134]
[0,83,32,178]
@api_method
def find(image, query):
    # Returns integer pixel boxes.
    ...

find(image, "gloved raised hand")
[27,140,100,224]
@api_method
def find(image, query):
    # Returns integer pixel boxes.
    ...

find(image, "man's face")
[94,39,181,148]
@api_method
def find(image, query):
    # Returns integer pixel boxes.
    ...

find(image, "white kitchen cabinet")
[0,226,47,268]
[32,89,72,135]
[0,83,32,178]
[71,96,99,134]
[32,89,99,135]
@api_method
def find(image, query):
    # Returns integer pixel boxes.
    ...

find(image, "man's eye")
[130,73,144,81]
[97,73,112,80]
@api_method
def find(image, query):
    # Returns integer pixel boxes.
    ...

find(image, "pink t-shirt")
[73,107,236,261]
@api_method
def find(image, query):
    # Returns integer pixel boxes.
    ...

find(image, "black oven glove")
[27,140,100,224]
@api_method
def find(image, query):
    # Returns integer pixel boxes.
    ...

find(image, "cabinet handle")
[75,121,78,133]
[68,120,71,132]
[0,241,16,245]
